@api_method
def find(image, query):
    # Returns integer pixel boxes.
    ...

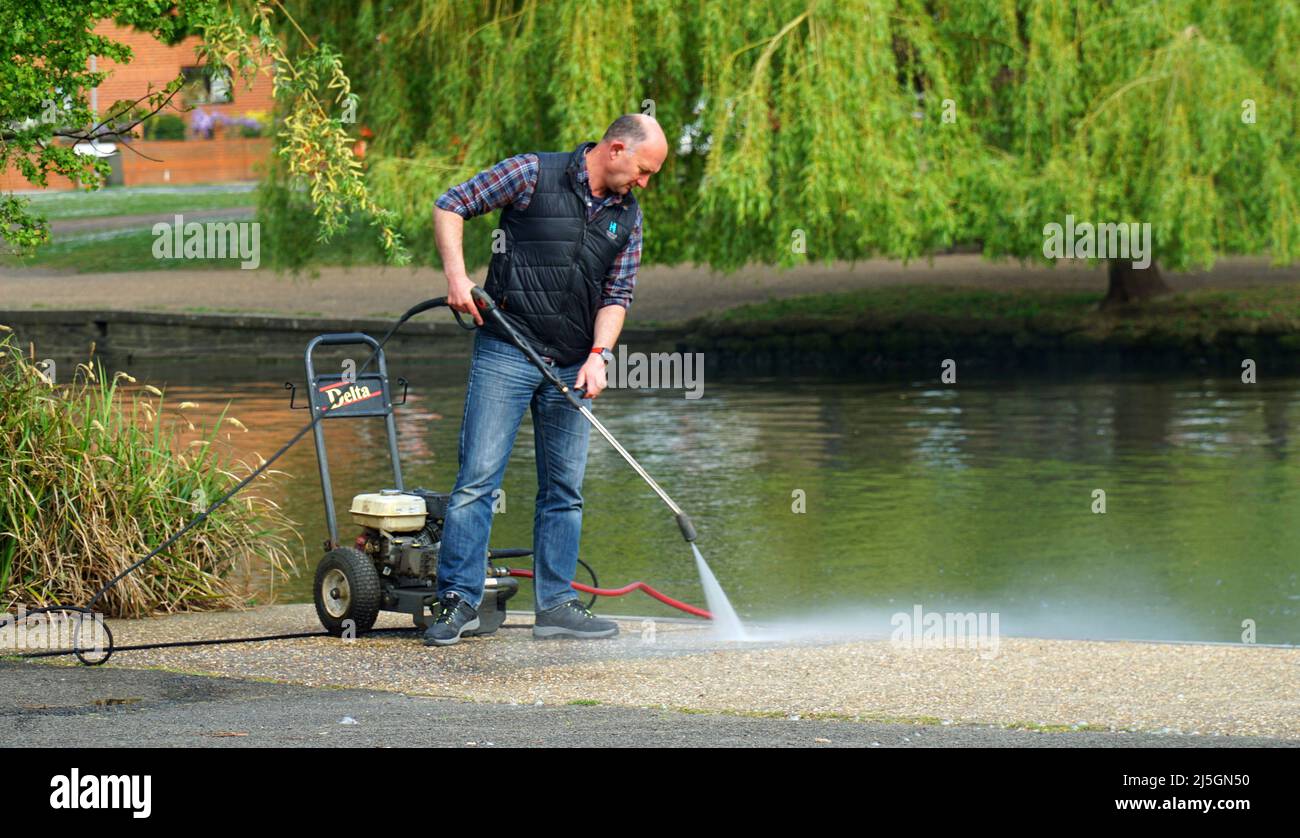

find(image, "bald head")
[589,113,668,197]
[602,113,667,152]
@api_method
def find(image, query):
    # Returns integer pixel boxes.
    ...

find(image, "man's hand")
[446,275,484,326]
[574,354,607,399]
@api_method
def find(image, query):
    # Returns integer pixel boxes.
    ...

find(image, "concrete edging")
[0,309,689,365]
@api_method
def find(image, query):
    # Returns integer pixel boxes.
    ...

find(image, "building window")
[180,66,233,106]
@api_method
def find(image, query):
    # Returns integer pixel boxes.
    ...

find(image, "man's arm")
[591,304,627,353]
[434,207,480,325]
[433,153,539,326]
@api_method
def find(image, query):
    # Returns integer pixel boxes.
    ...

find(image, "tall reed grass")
[0,329,298,618]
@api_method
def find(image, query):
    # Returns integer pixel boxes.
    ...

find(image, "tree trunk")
[1101,259,1171,309]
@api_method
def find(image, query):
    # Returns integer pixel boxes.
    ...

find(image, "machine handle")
[470,286,497,311]
[307,332,383,350]
[451,308,478,331]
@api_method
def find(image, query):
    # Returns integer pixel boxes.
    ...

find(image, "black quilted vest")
[482,142,639,366]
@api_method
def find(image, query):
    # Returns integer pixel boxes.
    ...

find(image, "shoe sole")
[423,617,480,647]
[532,625,619,640]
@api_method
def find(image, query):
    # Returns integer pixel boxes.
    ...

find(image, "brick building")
[0,20,276,191]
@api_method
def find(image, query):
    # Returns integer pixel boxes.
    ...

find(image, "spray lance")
[469,286,699,544]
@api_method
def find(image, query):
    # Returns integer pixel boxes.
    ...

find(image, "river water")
[135,354,1299,645]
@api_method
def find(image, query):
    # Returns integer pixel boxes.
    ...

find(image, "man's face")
[605,139,667,195]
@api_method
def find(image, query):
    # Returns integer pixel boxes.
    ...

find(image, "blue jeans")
[436,330,593,612]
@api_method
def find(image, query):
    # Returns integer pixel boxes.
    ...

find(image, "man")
[425,114,669,646]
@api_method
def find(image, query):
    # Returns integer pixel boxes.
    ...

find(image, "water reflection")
[132,359,1300,644]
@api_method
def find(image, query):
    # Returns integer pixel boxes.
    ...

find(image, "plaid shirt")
[435,142,642,310]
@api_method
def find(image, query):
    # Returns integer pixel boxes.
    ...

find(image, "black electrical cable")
[13,625,449,659]
[5,297,455,665]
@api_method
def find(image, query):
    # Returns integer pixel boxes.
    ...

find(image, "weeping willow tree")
[11,2,1290,304]
[941,0,1300,304]
[265,0,1297,304]
[266,0,976,273]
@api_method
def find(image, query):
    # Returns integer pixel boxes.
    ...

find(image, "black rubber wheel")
[313,547,382,636]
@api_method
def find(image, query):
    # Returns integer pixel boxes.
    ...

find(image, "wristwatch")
[591,347,614,365]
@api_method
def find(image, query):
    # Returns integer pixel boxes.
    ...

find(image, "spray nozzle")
[676,512,697,543]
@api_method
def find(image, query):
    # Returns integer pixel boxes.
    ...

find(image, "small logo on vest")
[606,220,618,238]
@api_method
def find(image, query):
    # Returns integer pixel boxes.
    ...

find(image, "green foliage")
[0,0,403,263]
[948,0,1300,271]
[141,113,186,140]
[193,2,409,264]
[0,0,192,250]
[263,0,1296,275]
[3,1,1296,277]
[0,331,298,617]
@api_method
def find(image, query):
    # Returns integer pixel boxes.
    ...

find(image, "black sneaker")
[423,592,480,647]
[533,599,619,640]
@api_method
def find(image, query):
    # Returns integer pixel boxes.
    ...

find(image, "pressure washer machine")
[286,332,525,638]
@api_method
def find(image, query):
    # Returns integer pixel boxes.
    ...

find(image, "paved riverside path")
[3,605,1296,747]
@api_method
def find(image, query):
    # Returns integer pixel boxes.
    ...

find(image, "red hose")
[506,569,712,620]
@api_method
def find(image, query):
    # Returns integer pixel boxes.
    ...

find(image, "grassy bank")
[682,285,1300,368]
[0,219,379,274]
[0,331,299,617]
[16,184,256,221]
[0,228,233,274]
